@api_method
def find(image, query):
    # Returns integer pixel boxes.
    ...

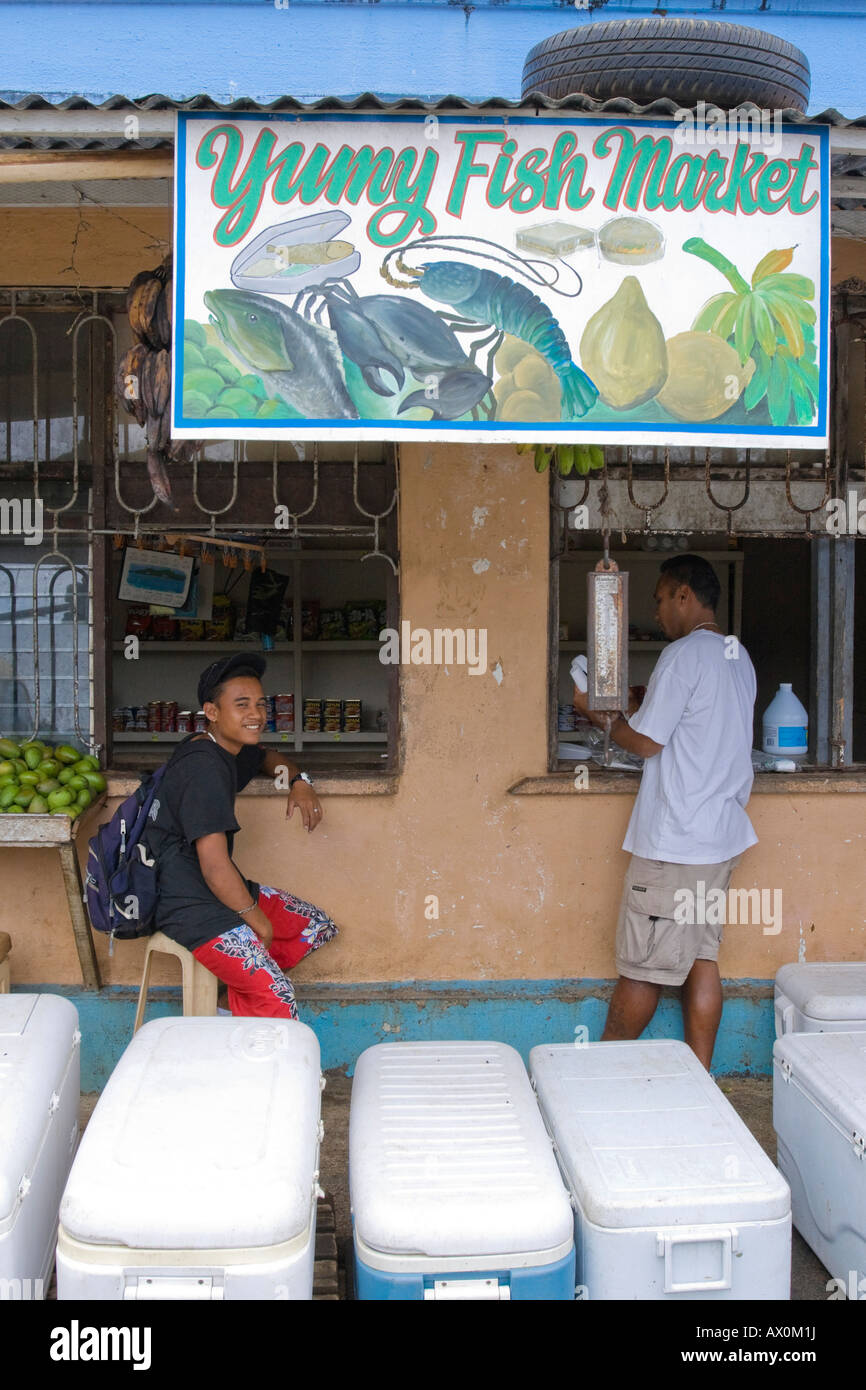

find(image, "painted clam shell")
[230,210,361,293]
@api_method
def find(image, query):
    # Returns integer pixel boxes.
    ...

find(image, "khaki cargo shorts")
[615,853,741,986]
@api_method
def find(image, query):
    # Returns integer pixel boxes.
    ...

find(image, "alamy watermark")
[825,490,866,536]
[49,1321,151,1370]
[674,100,783,154]
[379,622,487,675]
[0,1276,44,1300]
[826,1271,866,1300]
[0,497,43,546]
[674,881,783,936]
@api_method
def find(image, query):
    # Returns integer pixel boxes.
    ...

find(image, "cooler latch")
[123,1275,223,1300]
[853,1131,865,1161]
[781,1059,792,1083]
[424,1278,511,1301]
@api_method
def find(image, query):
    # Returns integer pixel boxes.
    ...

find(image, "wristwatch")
[289,772,313,790]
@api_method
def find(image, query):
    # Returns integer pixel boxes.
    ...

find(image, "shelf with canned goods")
[111,641,383,653]
[113,731,388,744]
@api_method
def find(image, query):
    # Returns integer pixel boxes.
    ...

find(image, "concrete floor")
[80,1072,832,1301]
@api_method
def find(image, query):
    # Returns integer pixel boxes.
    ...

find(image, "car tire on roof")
[521,17,811,114]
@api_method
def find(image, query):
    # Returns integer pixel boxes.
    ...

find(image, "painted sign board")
[173,111,829,448]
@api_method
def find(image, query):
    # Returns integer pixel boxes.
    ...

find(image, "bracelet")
[237,902,257,915]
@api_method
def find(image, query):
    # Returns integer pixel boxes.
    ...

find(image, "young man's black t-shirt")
[148,735,267,950]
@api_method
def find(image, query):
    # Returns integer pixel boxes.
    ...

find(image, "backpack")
[84,738,194,947]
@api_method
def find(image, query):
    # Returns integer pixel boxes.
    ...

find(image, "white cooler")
[57,1016,323,1300]
[774,1030,866,1289]
[530,1040,791,1301]
[774,962,866,1037]
[350,1041,575,1300]
[0,994,80,1299]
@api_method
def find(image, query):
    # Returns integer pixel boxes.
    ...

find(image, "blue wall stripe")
[13,978,776,1089]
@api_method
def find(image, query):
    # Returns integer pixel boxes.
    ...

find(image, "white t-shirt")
[623,630,758,864]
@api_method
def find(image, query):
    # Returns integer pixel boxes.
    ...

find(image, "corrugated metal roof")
[0,90,864,128]
[0,95,862,194]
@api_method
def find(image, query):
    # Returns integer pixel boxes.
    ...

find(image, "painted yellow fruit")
[513,354,555,394]
[494,335,528,374]
[493,371,515,402]
[498,389,551,422]
[656,331,756,422]
[580,276,668,411]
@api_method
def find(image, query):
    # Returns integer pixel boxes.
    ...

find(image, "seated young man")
[148,653,338,1018]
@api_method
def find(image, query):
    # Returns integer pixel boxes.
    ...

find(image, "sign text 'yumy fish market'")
[173,112,829,447]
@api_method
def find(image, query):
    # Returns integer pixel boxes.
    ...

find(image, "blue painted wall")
[2,2,863,114]
[15,978,776,1089]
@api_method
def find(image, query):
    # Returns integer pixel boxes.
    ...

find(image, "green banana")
[556,445,576,477]
[534,445,552,473]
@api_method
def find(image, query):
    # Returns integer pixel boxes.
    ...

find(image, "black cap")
[197,653,267,709]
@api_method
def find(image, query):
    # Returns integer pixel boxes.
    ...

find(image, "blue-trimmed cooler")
[350,1041,575,1300]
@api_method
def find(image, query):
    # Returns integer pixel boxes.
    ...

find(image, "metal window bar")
[28,551,91,749]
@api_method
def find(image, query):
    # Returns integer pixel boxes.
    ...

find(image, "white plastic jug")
[762,683,808,757]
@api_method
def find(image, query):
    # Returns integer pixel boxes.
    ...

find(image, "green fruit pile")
[0,738,106,819]
[518,443,606,475]
[182,320,297,421]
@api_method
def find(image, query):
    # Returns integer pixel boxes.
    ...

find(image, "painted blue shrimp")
[410,261,598,421]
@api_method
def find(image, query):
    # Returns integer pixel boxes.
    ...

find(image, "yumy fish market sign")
[172,112,829,447]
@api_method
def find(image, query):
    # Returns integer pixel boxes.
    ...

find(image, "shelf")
[113,731,387,744]
[301,642,381,652]
[559,641,666,652]
[112,640,382,653]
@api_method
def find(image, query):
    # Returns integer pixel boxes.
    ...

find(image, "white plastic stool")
[132,930,218,1034]
[0,931,10,992]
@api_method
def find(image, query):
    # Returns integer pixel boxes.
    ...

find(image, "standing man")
[572,554,757,1069]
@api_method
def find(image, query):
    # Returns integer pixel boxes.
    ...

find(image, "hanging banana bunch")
[115,257,199,507]
[517,442,606,476]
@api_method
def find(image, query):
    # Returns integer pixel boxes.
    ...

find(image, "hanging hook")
[704,448,751,534]
[626,446,670,523]
[785,449,831,524]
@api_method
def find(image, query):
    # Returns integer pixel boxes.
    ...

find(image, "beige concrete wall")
[0,208,170,286]
[5,445,865,988]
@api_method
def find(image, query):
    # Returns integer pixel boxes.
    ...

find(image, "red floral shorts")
[192,885,338,1019]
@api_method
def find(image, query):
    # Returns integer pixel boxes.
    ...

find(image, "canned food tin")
[343,699,361,718]
[303,698,322,732]
[176,711,193,734]
[112,708,127,732]
[275,693,294,713]
[275,713,294,732]
[134,712,148,732]
[344,716,361,733]
[193,711,208,733]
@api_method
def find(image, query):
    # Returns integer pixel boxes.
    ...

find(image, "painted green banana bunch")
[517,443,605,475]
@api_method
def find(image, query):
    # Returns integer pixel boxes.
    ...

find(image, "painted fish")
[203,288,358,420]
[408,261,598,421]
[322,288,492,418]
